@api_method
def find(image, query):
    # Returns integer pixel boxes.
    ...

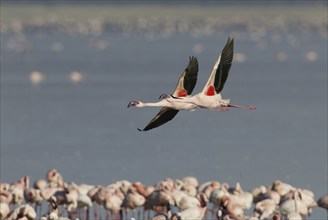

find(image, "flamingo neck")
[138,100,167,107]
[133,183,149,197]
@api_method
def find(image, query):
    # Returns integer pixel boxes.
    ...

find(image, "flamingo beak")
[127,101,139,108]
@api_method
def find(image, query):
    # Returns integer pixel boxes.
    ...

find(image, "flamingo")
[253,198,277,219]
[228,182,253,210]
[162,37,256,111]
[279,190,308,216]
[217,195,244,220]
[5,204,37,220]
[47,168,64,188]
[151,202,171,220]
[133,183,173,219]
[181,176,199,189]
[121,187,146,219]
[104,190,123,219]
[271,180,296,197]
[127,56,199,131]
[281,189,317,214]
[24,188,44,216]
[171,193,207,220]
[33,179,48,190]
[9,176,30,205]
[198,181,220,199]
[252,185,281,205]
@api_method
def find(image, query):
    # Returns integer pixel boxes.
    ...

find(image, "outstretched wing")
[202,37,234,95]
[139,108,179,131]
[214,37,234,94]
[172,56,198,97]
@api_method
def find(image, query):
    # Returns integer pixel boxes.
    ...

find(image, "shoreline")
[1,4,327,36]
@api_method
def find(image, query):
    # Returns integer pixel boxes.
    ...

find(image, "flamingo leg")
[143,207,146,220]
[77,209,81,219]
[210,204,216,219]
[34,204,39,218]
[93,203,98,220]
[210,107,230,111]
[132,209,135,218]
[86,207,90,220]
[227,103,256,109]
[105,209,110,220]
[143,208,148,220]
[98,204,102,220]
[137,208,141,220]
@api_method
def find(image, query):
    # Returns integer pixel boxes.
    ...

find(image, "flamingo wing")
[202,37,234,95]
[139,107,179,131]
[172,56,198,97]
[214,37,234,94]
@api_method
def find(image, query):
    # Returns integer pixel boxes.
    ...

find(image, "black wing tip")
[137,128,145,131]
[188,56,198,69]
[222,36,234,62]
[224,36,234,52]
[214,36,234,94]
[227,36,234,43]
[140,108,179,132]
[189,56,198,63]
[225,36,234,49]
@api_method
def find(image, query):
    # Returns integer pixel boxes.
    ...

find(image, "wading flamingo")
[171,193,207,220]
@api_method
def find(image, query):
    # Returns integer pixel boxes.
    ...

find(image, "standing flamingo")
[127,56,199,131]
[171,193,207,220]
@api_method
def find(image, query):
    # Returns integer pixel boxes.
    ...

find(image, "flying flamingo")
[128,37,255,131]
[162,37,256,112]
[128,56,199,131]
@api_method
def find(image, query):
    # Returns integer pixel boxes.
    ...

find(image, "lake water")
[1,29,327,218]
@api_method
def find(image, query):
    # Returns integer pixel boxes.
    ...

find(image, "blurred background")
[1,0,327,218]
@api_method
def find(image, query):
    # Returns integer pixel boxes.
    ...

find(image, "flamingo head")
[127,101,141,108]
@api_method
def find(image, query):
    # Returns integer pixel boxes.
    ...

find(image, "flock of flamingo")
[2,36,326,220]
[128,37,256,131]
[0,168,327,220]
